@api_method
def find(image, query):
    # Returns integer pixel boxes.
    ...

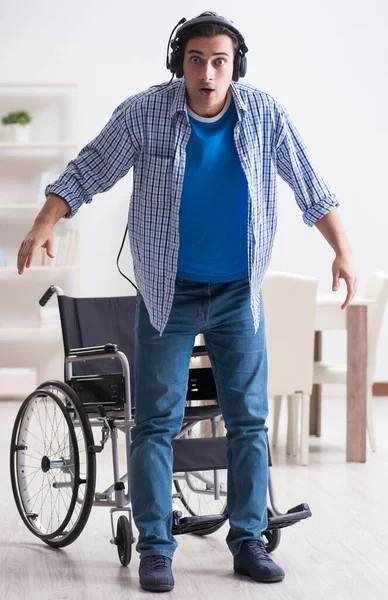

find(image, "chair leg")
[272,395,282,447]
[286,396,293,455]
[300,392,310,466]
[291,395,299,457]
[286,395,299,457]
[367,386,377,452]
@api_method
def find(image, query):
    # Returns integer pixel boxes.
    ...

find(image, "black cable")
[116,224,138,292]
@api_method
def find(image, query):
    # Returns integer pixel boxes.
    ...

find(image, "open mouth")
[199,87,215,97]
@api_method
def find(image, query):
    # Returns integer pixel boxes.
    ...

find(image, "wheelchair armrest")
[68,343,118,357]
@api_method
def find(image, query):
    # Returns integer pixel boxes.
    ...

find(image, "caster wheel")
[116,515,133,566]
[263,508,281,553]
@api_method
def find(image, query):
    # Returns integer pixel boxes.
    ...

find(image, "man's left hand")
[332,252,358,309]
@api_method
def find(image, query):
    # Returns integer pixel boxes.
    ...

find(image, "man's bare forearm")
[35,193,71,227]
[314,207,352,256]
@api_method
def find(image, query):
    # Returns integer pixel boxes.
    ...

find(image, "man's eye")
[216,59,225,66]
[191,57,200,64]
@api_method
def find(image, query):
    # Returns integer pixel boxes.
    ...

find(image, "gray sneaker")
[139,555,175,592]
[234,540,285,583]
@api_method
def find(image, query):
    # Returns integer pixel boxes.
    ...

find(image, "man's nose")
[200,62,215,81]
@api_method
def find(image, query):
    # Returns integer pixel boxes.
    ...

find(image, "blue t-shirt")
[177,94,249,283]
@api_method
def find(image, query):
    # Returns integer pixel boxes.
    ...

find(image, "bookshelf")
[0,82,79,397]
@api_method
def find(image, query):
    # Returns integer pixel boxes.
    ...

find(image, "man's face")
[183,35,235,118]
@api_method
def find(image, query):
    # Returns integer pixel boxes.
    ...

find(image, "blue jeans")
[130,276,269,559]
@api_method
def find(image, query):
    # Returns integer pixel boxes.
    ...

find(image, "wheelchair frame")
[9,285,312,566]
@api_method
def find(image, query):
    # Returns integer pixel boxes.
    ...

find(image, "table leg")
[310,331,322,436]
[346,305,367,462]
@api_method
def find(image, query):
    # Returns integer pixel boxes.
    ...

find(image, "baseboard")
[373,382,388,396]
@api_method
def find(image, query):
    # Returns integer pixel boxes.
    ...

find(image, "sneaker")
[139,555,175,592]
[233,540,285,583]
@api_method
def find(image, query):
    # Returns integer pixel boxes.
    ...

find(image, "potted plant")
[1,110,32,143]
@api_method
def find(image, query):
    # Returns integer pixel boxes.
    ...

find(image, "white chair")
[262,271,318,465]
[312,270,388,453]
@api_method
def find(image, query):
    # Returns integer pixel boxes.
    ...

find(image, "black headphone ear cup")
[239,55,247,78]
[169,51,176,74]
[233,53,241,81]
[233,52,247,81]
[175,50,184,78]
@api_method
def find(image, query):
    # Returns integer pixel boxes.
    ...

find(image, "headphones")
[166,15,248,82]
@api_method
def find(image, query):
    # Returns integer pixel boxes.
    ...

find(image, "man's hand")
[314,208,358,309]
[332,251,358,310]
[17,194,70,274]
[17,223,54,274]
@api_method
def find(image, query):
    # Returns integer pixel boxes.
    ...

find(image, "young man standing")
[17,12,357,592]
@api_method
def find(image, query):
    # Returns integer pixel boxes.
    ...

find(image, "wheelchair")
[10,285,312,566]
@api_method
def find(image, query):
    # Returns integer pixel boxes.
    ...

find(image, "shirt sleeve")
[275,104,339,227]
[45,100,141,218]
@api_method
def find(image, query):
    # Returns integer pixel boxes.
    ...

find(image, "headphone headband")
[172,16,248,54]
[167,15,248,81]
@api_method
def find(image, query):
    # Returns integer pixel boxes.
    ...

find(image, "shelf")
[0,327,61,342]
[0,393,31,399]
[0,82,78,88]
[0,368,37,397]
[0,83,77,376]
[0,142,77,149]
[0,204,41,219]
[0,266,79,279]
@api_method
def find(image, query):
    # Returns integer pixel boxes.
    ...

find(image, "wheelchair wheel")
[173,418,227,535]
[263,509,281,553]
[10,381,96,548]
[116,515,133,566]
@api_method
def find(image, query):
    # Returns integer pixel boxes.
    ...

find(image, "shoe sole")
[234,566,285,583]
[140,583,175,592]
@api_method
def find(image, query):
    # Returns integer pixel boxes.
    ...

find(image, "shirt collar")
[170,79,187,118]
[230,82,249,121]
[170,78,249,121]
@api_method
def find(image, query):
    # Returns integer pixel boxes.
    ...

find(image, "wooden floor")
[1,394,388,600]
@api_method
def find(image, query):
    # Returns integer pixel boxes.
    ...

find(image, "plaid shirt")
[46,78,338,334]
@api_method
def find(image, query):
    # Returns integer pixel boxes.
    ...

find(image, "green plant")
[1,111,32,126]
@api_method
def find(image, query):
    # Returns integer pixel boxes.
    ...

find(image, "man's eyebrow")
[187,50,230,56]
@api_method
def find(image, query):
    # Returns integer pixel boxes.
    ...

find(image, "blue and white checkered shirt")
[46,78,338,334]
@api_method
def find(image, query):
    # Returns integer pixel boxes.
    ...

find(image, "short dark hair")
[181,11,239,56]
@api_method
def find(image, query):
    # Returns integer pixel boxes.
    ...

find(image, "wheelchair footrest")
[267,502,312,530]
[171,502,312,536]
[172,513,227,535]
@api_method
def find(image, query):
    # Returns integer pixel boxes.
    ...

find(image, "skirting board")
[373,383,388,396]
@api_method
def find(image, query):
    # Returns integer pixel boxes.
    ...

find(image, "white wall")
[1,0,387,378]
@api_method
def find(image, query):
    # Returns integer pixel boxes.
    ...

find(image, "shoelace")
[148,556,170,571]
[245,540,272,562]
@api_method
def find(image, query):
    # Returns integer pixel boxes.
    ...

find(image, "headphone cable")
[116,224,138,292]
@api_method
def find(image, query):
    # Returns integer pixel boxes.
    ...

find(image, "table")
[310,294,372,462]
[193,294,371,462]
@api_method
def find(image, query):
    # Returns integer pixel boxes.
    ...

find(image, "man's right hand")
[17,223,55,274]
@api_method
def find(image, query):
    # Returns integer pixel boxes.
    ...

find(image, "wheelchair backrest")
[58,294,137,401]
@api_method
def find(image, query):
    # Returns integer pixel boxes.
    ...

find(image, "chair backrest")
[365,271,388,383]
[262,271,318,396]
[57,294,137,399]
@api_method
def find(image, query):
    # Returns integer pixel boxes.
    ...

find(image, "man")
[17,12,357,592]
